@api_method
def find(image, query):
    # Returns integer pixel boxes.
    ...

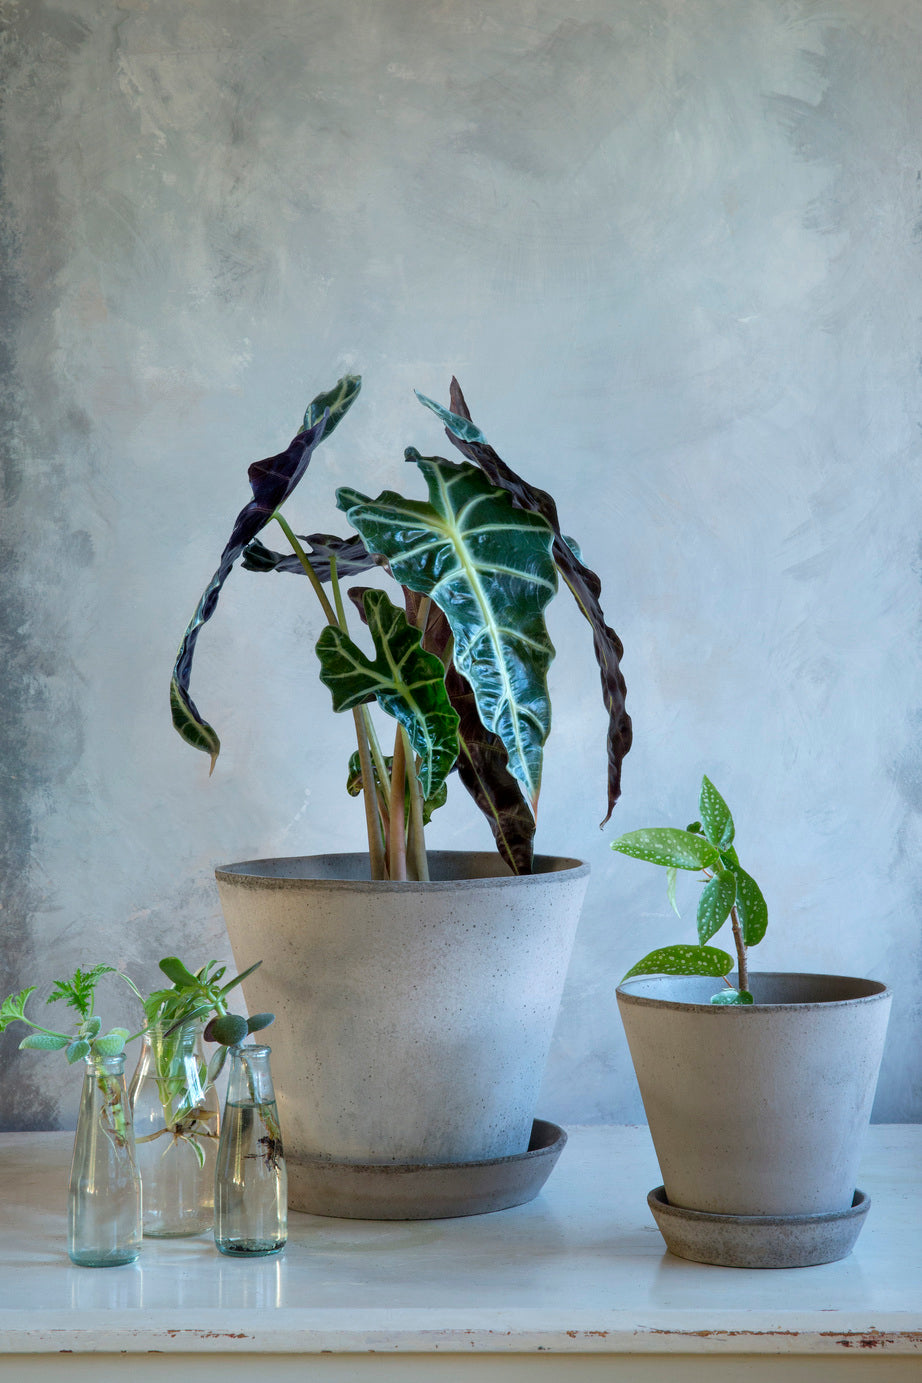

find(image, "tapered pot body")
[617,972,891,1217]
[215,852,589,1180]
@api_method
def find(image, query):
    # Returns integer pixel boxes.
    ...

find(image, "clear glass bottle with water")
[129,1019,220,1237]
[214,1044,287,1257]
[68,1052,142,1267]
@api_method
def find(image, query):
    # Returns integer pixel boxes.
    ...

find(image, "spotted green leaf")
[338,457,557,809]
[730,864,768,947]
[611,827,720,872]
[622,945,734,981]
[710,988,754,1005]
[699,776,735,851]
[696,868,737,944]
[317,589,460,799]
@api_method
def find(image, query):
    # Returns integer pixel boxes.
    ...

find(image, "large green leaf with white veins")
[338,456,558,811]
[316,589,460,799]
[622,944,734,982]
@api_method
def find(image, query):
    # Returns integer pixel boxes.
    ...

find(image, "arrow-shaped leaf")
[316,589,460,799]
[419,379,632,824]
[338,456,557,810]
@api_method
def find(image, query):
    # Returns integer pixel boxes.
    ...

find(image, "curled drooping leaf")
[339,456,557,811]
[170,376,362,770]
[417,379,632,824]
[317,589,460,799]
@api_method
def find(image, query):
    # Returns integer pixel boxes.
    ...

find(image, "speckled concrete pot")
[216,852,589,1186]
[617,972,891,1219]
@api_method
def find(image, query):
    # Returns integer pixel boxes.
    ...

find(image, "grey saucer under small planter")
[216,852,589,1217]
[617,972,891,1268]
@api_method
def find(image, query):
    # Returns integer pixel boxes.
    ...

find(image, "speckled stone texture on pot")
[215,853,589,1176]
[617,973,891,1217]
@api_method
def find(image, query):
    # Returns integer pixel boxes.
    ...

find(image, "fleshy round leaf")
[93,1032,127,1056]
[696,868,737,944]
[611,828,720,872]
[81,1016,102,1039]
[622,944,734,981]
[65,1038,92,1064]
[246,1012,275,1034]
[209,1013,249,1047]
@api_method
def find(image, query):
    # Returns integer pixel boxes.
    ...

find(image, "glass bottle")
[215,1044,287,1257]
[129,1019,220,1237]
[68,1052,142,1267]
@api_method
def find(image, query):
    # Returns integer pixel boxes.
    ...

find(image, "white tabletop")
[0,1125,918,1362]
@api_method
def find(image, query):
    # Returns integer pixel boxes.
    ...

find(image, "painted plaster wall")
[1,0,920,1130]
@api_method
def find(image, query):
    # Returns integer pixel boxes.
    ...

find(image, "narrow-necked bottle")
[214,1044,287,1257]
[68,1051,142,1267]
[129,1019,220,1236]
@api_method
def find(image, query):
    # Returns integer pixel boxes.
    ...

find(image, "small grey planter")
[617,972,891,1265]
[216,852,589,1213]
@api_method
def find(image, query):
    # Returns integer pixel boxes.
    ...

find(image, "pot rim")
[215,850,589,893]
[616,970,891,1012]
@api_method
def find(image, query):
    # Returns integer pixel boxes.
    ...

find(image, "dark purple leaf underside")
[443,379,632,825]
[170,414,329,765]
[242,532,379,581]
[350,587,535,875]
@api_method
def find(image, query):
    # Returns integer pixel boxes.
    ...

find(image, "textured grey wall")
[1,0,920,1130]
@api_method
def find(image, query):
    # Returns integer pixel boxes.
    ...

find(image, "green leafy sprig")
[611,776,768,1005]
[0,966,133,1064]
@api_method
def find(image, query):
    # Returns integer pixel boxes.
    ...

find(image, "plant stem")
[273,513,339,627]
[275,518,387,879]
[729,904,749,993]
[388,728,408,881]
[403,734,429,882]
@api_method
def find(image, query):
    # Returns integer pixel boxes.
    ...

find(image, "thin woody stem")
[729,904,748,993]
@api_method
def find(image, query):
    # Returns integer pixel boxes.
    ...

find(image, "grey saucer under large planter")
[617,972,891,1267]
[215,851,589,1217]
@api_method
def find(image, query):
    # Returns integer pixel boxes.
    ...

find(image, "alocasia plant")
[610,776,768,1004]
[171,374,632,880]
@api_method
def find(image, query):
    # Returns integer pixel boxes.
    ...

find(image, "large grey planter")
[616,972,891,1220]
[215,852,589,1208]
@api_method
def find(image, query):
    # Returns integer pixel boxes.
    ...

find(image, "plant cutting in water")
[610,776,768,1005]
[0,965,137,1144]
[126,955,274,1169]
[170,374,633,881]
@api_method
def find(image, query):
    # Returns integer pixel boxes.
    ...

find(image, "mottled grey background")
[1,0,920,1130]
